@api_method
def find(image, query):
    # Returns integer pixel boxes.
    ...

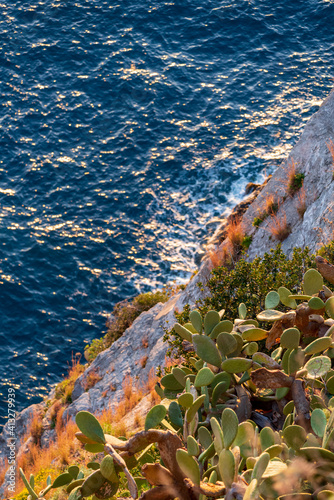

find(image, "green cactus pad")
[305,355,331,378]
[19,469,38,500]
[85,443,105,453]
[251,452,270,481]
[172,367,187,387]
[178,392,194,408]
[325,296,334,319]
[234,421,255,458]
[81,471,106,497]
[276,387,290,400]
[68,486,82,500]
[243,478,258,500]
[280,328,300,349]
[283,425,307,450]
[252,352,278,368]
[217,332,238,356]
[68,466,80,480]
[264,444,283,459]
[262,460,287,479]
[66,479,85,494]
[221,357,253,373]
[144,404,167,431]
[194,367,215,387]
[211,417,224,454]
[174,322,193,342]
[265,291,280,309]
[100,456,116,482]
[218,449,235,489]
[193,334,222,367]
[281,347,292,374]
[221,408,238,449]
[317,490,334,500]
[326,375,334,394]
[256,310,285,321]
[87,462,100,470]
[51,473,74,489]
[211,371,231,389]
[168,401,183,428]
[176,449,200,485]
[311,408,327,438]
[308,297,326,310]
[186,394,206,423]
[260,427,275,451]
[244,342,259,356]
[190,310,202,333]
[184,322,198,333]
[304,337,333,355]
[288,347,305,375]
[198,426,213,449]
[303,268,324,295]
[283,401,295,415]
[208,470,218,484]
[195,359,204,371]
[288,294,312,300]
[160,373,185,391]
[239,302,247,320]
[209,320,234,339]
[187,435,200,456]
[75,411,106,445]
[212,383,229,407]
[298,447,334,461]
[94,478,119,499]
[231,333,244,355]
[242,328,268,342]
[278,286,297,309]
[204,310,221,335]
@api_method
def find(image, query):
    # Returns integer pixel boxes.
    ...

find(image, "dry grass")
[140,355,148,368]
[141,335,149,349]
[14,418,78,496]
[55,353,85,403]
[268,212,291,242]
[84,369,102,391]
[296,185,307,218]
[208,243,230,268]
[264,194,279,215]
[30,411,44,446]
[226,217,244,250]
[283,158,305,195]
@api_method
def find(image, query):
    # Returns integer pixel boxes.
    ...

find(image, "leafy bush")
[288,172,305,195]
[21,265,334,500]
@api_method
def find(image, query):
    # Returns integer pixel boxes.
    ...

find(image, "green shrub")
[252,216,264,227]
[164,246,315,361]
[288,172,305,194]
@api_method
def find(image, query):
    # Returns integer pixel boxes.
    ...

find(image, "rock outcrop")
[1,87,334,496]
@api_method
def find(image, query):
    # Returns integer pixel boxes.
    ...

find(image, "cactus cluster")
[20,267,334,499]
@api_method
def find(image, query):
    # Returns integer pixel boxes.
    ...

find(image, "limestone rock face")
[239,88,334,259]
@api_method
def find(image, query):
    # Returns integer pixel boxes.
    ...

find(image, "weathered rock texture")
[239,88,334,259]
[1,87,334,497]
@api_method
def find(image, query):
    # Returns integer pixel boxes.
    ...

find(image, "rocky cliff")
[1,87,334,497]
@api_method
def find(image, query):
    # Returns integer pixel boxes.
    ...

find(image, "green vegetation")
[19,261,334,500]
[288,172,305,195]
[84,290,170,362]
[164,246,315,362]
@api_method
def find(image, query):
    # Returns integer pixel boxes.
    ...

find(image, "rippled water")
[1,0,334,424]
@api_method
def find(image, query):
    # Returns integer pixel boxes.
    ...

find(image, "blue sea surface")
[1,0,334,424]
